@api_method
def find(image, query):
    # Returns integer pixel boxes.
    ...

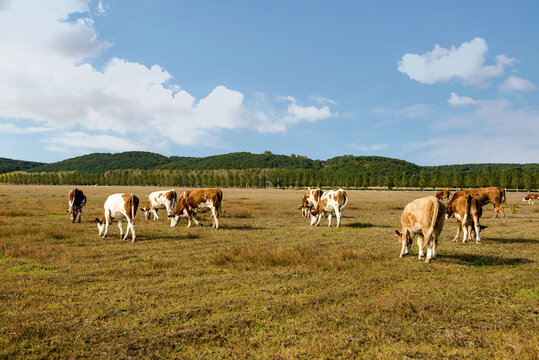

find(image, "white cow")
[140,189,177,226]
[299,188,323,217]
[310,189,348,228]
[96,193,139,242]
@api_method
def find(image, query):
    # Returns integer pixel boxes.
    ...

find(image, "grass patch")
[9,263,56,274]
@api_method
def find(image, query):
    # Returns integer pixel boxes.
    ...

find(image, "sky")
[0,0,538,165]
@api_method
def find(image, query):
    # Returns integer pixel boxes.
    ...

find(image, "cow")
[523,193,539,205]
[67,188,86,223]
[310,189,348,228]
[95,193,139,242]
[169,188,222,229]
[435,190,451,201]
[140,189,177,225]
[299,188,323,217]
[446,195,484,243]
[447,187,506,218]
[394,196,446,263]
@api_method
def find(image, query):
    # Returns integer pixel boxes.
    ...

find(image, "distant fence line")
[0,168,536,192]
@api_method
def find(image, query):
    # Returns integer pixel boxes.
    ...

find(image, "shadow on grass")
[486,237,539,244]
[345,221,391,229]
[441,253,533,266]
[134,233,201,241]
[220,224,265,230]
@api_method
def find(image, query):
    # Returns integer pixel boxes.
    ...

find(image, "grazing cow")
[435,190,451,201]
[523,193,539,205]
[169,188,222,229]
[299,188,323,217]
[140,189,177,225]
[95,193,139,242]
[310,189,348,228]
[394,196,446,263]
[67,188,86,223]
[446,195,484,243]
[448,187,506,218]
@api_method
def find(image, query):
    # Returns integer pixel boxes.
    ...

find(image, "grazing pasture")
[0,185,537,359]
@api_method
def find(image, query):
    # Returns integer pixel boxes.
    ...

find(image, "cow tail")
[463,195,472,225]
[131,195,139,223]
[425,198,440,248]
[501,188,507,205]
[341,191,348,208]
[217,190,223,216]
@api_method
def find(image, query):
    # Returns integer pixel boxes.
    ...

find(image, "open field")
[0,185,537,359]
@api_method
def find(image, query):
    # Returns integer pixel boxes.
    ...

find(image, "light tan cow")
[448,187,506,218]
[394,196,446,263]
[299,188,323,217]
[310,189,348,228]
[435,190,451,201]
[95,193,139,242]
[67,188,86,223]
[140,189,177,226]
[446,195,484,243]
[169,188,222,229]
[523,193,539,205]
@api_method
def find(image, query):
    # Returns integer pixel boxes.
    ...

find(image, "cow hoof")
[418,255,425,261]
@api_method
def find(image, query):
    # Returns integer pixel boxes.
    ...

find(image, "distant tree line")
[1,167,536,191]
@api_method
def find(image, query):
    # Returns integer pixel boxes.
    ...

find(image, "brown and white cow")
[446,195,484,243]
[95,193,139,242]
[67,188,86,223]
[523,193,539,205]
[394,196,446,263]
[310,189,348,228]
[169,188,222,229]
[435,190,451,201]
[140,189,177,225]
[299,188,323,217]
[448,187,506,218]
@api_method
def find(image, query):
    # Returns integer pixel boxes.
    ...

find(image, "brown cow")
[448,187,506,218]
[394,196,446,263]
[523,193,539,205]
[435,190,451,201]
[446,195,484,243]
[299,188,323,217]
[67,188,86,223]
[140,189,177,226]
[169,188,222,229]
[310,189,348,228]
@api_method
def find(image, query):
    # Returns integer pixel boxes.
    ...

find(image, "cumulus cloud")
[448,92,480,106]
[497,75,536,92]
[398,37,516,87]
[0,0,334,153]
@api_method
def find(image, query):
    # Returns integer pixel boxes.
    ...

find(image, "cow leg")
[128,221,136,242]
[453,220,462,242]
[191,213,202,227]
[432,235,439,259]
[425,243,434,263]
[78,208,82,223]
[335,208,342,228]
[474,216,481,243]
[462,225,469,243]
[118,220,124,239]
[103,218,111,238]
[327,213,332,227]
[211,207,219,229]
[152,209,159,221]
[417,234,425,261]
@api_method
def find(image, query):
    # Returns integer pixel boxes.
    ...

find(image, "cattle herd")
[67,186,535,264]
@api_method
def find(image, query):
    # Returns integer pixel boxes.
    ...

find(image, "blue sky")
[0,0,538,165]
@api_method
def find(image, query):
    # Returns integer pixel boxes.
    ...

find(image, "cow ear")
[95,218,101,224]
[395,230,401,237]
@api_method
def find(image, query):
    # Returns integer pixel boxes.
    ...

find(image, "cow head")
[95,218,105,236]
[395,229,413,257]
[140,207,152,220]
[445,207,454,219]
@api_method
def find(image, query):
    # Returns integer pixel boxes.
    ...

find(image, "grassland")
[0,185,537,359]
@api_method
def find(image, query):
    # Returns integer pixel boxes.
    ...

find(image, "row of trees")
[0,168,536,191]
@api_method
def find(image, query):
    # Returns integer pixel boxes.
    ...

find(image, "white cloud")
[312,95,337,105]
[0,123,54,134]
[398,37,516,87]
[497,75,536,92]
[404,99,539,164]
[448,92,480,106]
[0,0,334,151]
[42,132,142,153]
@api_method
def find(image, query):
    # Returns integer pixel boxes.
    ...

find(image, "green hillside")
[0,157,44,174]
[29,151,171,174]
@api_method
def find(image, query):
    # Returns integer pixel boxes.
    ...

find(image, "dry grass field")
[0,185,537,359]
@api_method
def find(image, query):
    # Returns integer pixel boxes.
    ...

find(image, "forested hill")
[6,151,538,175]
[0,157,44,173]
